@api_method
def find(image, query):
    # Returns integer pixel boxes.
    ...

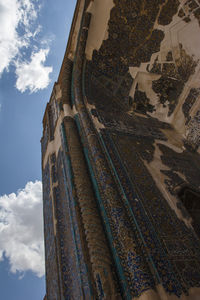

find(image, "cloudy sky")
[0,0,76,299]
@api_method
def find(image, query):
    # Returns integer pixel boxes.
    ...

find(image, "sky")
[0,0,76,299]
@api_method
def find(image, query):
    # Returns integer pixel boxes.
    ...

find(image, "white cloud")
[0,0,21,74]
[15,49,53,93]
[0,0,36,74]
[0,181,44,278]
[0,0,53,93]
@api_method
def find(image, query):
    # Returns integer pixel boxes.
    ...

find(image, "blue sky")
[0,0,76,299]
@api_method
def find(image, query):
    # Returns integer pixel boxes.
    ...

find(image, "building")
[41,0,200,299]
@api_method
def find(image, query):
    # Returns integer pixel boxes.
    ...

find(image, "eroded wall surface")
[41,0,200,299]
[84,0,200,298]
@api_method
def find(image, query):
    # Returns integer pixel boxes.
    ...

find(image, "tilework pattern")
[80,128,156,298]
[43,147,94,299]
[41,88,60,159]
[61,58,73,105]
[63,116,121,299]
[71,6,200,298]
[84,0,200,127]
[41,124,49,159]
[187,109,200,148]
[50,96,59,132]
[73,12,158,299]
[55,148,93,299]
[182,88,200,125]
[81,2,200,298]
[99,129,200,296]
[42,0,200,298]
[42,161,60,300]
[151,44,197,116]
[158,143,200,192]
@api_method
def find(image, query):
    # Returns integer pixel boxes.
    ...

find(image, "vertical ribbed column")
[63,116,121,299]
[61,58,73,105]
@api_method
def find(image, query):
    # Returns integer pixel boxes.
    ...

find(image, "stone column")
[63,116,121,299]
